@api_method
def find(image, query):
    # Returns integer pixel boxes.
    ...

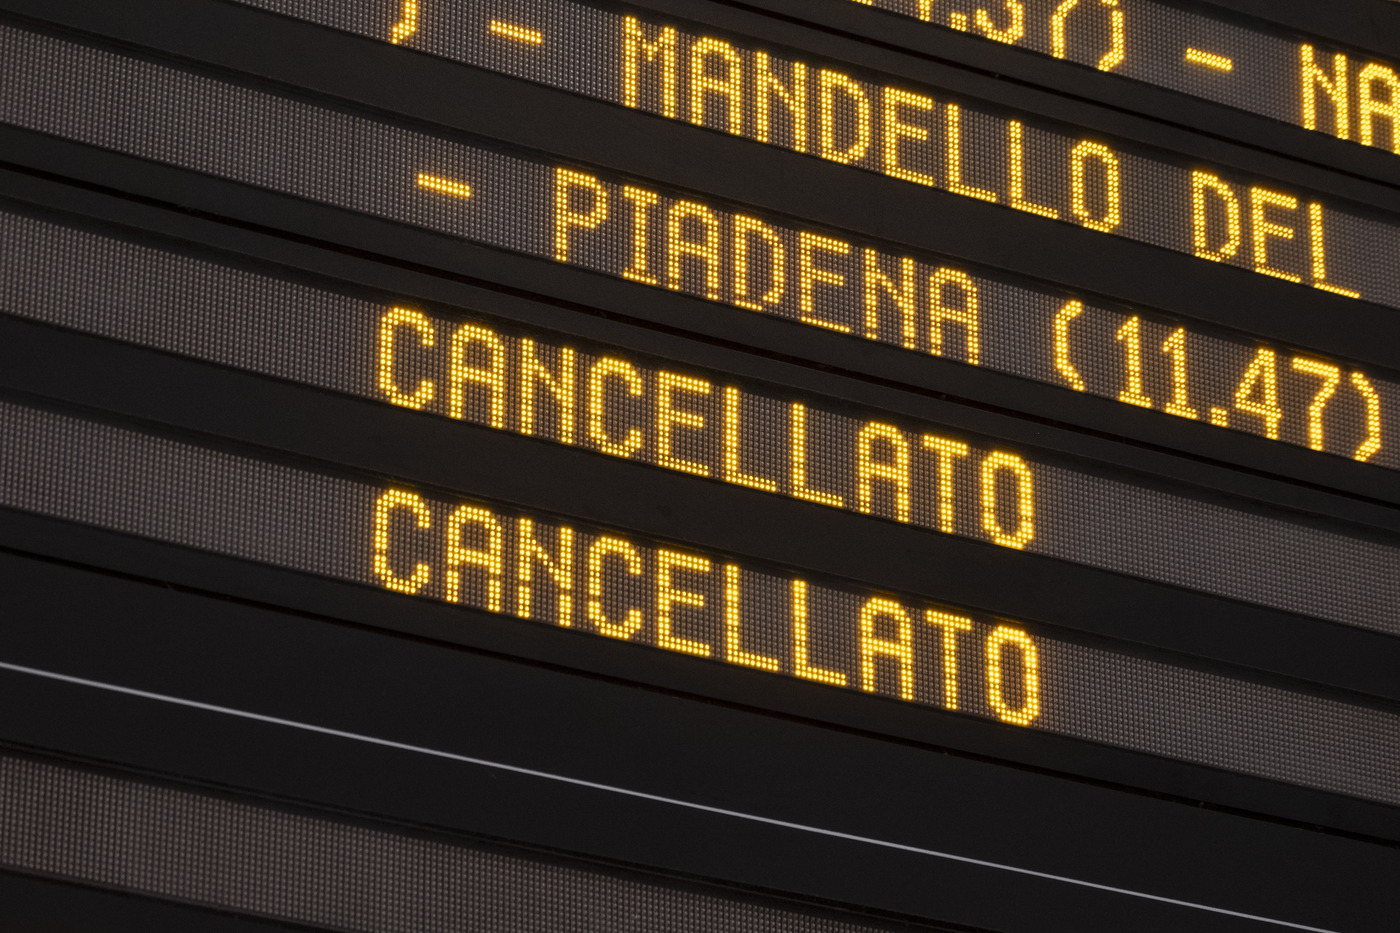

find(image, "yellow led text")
[375,307,1040,547]
[371,486,1044,725]
[617,16,1124,233]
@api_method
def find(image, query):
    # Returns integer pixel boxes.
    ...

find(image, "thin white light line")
[0,659,1339,933]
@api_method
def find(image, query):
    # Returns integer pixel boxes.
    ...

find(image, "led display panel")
[1,21,1395,473]
[0,398,1396,805]
[5,209,1400,637]
[221,0,1400,307]
[845,0,1400,155]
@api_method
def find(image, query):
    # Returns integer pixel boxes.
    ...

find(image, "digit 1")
[1161,327,1198,419]
[1115,316,1153,409]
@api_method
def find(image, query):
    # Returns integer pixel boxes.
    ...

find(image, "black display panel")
[4,209,1399,636]
[1,1,1398,929]
[1,18,1395,473]
[0,398,1396,805]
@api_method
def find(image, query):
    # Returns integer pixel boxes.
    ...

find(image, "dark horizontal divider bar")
[0,554,1394,932]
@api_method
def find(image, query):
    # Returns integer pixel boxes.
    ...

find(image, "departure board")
[1,0,1397,930]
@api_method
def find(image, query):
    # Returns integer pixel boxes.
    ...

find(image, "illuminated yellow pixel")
[444,504,503,610]
[1161,328,1199,420]
[586,357,646,459]
[448,324,506,428]
[489,20,544,45]
[797,232,854,333]
[1008,121,1058,219]
[924,610,973,710]
[1249,186,1303,284]
[790,579,848,686]
[1051,0,1125,72]
[372,490,432,595]
[756,52,808,151]
[667,201,724,299]
[656,371,712,477]
[1307,202,1361,298]
[1114,316,1153,409]
[587,537,645,640]
[621,186,660,286]
[980,452,1035,550]
[1234,349,1283,440]
[724,564,780,671]
[415,173,473,200]
[623,17,678,119]
[1301,45,1350,140]
[1351,372,1384,462]
[928,268,981,364]
[790,403,846,508]
[818,70,872,164]
[881,87,937,189]
[656,550,713,657]
[921,434,969,534]
[554,169,608,263]
[519,339,576,445]
[856,422,912,523]
[1359,63,1400,153]
[722,387,778,492]
[378,308,435,410]
[733,215,787,311]
[1191,171,1241,262]
[1291,357,1341,452]
[690,37,745,135]
[1184,48,1233,72]
[974,2,1025,46]
[863,251,920,348]
[517,518,573,624]
[1052,300,1087,392]
[1069,141,1121,232]
[986,625,1041,725]
[858,598,917,701]
[945,103,998,203]
[389,1,417,45]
